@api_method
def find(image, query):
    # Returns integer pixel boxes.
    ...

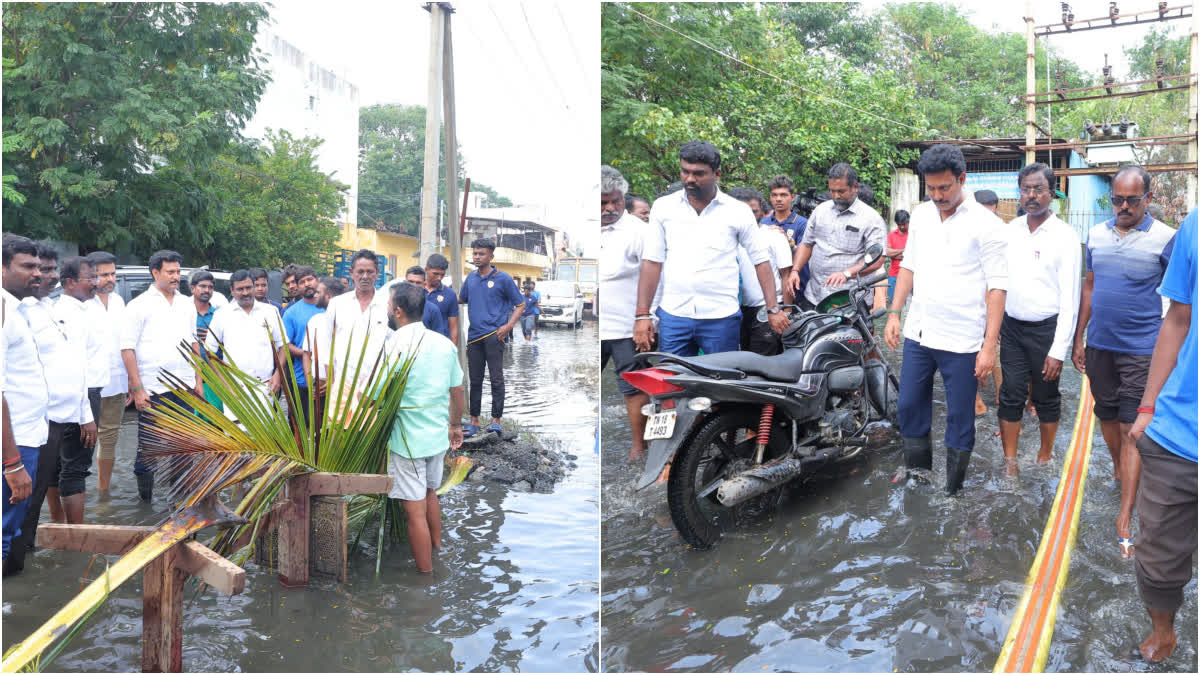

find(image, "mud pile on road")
[450,423,578,493]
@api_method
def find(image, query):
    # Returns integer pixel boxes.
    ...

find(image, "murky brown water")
[3,322,599,672]
[601,345,1197,672]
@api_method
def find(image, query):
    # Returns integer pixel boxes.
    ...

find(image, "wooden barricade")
[37,523,245,673]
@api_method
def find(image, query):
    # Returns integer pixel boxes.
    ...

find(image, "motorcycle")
[622,244,900,549]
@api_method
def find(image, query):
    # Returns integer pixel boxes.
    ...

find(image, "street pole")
[440,5,468,381]
[420,3,446,264]
[1188,8,1198,209]
[1025,0,1037,166]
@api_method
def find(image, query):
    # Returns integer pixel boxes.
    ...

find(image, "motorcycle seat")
[684,349,809,383]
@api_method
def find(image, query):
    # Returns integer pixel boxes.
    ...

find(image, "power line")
[624,5,949,141]
[553,1,596,101]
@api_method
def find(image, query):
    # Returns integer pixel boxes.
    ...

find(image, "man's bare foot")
[975,395,988,416]
[1036,451,1052,463]
[1004,457,1019,477]
[1138,630,1178,662]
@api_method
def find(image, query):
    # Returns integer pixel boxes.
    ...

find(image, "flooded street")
[3,321,600,673]
[601,345,1197,672]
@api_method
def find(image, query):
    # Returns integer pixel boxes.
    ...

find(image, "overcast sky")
[263,0,600,252]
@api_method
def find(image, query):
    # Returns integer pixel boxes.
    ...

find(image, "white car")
[535,280,584,328]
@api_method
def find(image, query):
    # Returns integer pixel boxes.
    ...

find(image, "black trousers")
[998,314,1062,423]
[468,335,506,419]
[739,305,782,356]
[135,391,191,476]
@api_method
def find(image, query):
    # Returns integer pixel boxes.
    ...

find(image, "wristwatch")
[766,306,782,315]
[842,269,853,279]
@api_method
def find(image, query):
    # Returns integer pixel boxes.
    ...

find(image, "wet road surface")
[2,321,599,672]
[601,345,1196,672]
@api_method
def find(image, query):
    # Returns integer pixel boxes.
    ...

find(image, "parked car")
[113,266,235,305]
[535,280,584,328]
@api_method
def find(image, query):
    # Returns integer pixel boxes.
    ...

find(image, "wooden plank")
[38,524,156,555]
[142,550,185,673]
[176,541,246,596]
[1054,162,1198,176]
[277,475,310,587]
[306,471,391,496]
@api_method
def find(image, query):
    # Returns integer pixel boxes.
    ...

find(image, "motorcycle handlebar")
[855,271,889,290]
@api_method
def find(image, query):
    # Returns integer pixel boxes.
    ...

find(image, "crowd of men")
[599,140,1195,662]
[2,236,529,575]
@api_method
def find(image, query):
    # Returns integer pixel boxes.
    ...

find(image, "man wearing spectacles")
[1072,165,1175,519]
[996,164,1081,477]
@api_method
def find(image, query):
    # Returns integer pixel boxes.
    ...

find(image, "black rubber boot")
[902,435,933,471]
[137,473,154,502]
[945,448,972,495]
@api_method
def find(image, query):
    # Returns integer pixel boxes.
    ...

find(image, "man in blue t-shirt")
[1121,208,1196,663]
[761,174,810,292]
[458,238,525,437]
[1072,165,1175,483]
[281,266,323,426]
[423,254,460,345]
[521,280,541,341]
[403,266,446,337]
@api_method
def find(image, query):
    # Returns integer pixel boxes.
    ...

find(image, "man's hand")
[633,318,655,352]
[5,466,31,503]
[884,314,901,350]
[1115,510,1134,559]
[787,269,803,293]
[80,421,97,448]
[268,371,281,395]
[132,387,152,411]
[449,424,464,450]
[1071,339,1087,373]
[825,271,848,289]
[767,310,789,335]
[1041,356,1063,382]
[315,378,327,397]
[1129,410,1153,446]
[497,325,512,342]
[975,342,997,379]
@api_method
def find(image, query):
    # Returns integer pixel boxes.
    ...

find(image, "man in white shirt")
[788,163,887,308]
[634,141,789,356]
[204,270,286,426]
[85,251,127,493]
[320,250,391,400]
[2,234,46,576]
[302,276,345,428]
[600,165,658,459]
[884,144,1008,495]
[121,250,203,502]
[997,163,1081,476]
[731,186,793,355]
[45,256,102,525]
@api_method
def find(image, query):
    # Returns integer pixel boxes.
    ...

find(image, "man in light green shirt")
[384,282,465,573]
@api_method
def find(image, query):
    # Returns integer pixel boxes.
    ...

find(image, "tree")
[2,2,270,251]
[160,130,346,269]
[471,182,513,208]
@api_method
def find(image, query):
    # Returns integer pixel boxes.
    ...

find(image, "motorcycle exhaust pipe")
[716,457,808,507]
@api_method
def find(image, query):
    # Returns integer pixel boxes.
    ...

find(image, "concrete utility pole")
[438,4,469,378]
[1025,0,1037,166]
[420,3,447,264]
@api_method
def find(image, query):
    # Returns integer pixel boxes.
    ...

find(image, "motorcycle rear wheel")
[667,409,786,549]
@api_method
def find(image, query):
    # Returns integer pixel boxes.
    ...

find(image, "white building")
[242,30,360,230]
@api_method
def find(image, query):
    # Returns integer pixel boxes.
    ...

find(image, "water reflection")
[601,353,1196,672]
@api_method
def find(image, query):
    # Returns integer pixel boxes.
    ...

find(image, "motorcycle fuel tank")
[802,326,864,374]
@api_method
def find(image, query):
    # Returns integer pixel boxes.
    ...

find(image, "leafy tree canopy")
[2,2,270,251]
[471,182,513,208]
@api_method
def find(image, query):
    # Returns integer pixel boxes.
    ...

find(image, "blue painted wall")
[1064,150,1113,241]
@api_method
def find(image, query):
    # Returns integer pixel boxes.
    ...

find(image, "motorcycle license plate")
[644,411,677,440]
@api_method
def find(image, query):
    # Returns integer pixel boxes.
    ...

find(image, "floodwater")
[601,343,1197,672]
[2,321,599,673]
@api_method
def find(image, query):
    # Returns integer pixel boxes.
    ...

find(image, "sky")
[264,0,600,254]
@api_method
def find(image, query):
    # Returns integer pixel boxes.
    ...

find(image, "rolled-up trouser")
[1134,432,1198,614]
[135,391,192,476]
[96,393,126,461]
[468,334,505,419]
[898,339,978,452]
[997,314,1062,423]
[2,445,40,559]
[520,315,536,338]
[47,421,91,497]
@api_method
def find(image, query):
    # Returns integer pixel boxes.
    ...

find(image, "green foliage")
[158,130,346,269]
[471,182,514,208]
[602,2,925,204]
[2,2,270,251]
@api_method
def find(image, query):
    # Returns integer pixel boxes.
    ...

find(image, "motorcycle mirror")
[864,243,884,267]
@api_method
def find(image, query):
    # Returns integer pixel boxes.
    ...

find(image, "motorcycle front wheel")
[667,409,784,549]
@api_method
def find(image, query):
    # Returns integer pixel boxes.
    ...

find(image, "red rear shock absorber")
[754,404,775,464]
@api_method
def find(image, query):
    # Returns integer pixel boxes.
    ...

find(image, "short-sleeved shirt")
[86,293,128,397]
[283,300,325,386]
[801,198,887,305]
[425,283,459,339]
[384,322,464,459]
[737,226,793,307]
[522,291,541,317]
[460,266,525,341]
[121,284,199,396]
[422,300,446,336]
[204,301,286,383]
[2,289,49,447]
[887,229,909,277]
[195,303,218,362]
[763,211,810,291]
[1145,209,1196,462]
[1085,214,1175,354]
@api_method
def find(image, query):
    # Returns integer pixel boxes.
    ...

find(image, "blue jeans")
[887,276,898,305]
[2,445,40,559]
[898,339,979,452]
[656,309,741,356]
